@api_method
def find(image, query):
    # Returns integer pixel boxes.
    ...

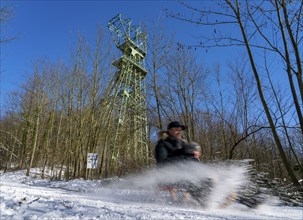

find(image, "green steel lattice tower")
[105,14,149,175]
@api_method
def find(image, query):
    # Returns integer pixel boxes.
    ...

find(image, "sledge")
[157,180,266,209]
[154,159,267,209]
[219,189,267,208]
[156,178,213,207]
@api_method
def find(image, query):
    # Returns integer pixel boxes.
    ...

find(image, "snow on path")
[0,171,302,220]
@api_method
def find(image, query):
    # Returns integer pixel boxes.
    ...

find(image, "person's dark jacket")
[155,131,198,166]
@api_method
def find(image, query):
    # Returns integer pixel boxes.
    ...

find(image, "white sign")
[87,153,98,169]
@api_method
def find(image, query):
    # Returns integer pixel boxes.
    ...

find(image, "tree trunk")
[227,0,300,187]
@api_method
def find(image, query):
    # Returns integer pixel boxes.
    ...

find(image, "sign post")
[87,153,98,169]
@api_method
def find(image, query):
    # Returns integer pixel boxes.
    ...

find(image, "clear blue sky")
[0,1,181,110]
[1,1,219,113]
[0,0,288,117]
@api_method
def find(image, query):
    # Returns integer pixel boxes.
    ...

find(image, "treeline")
[1,29,116,179]
[1,2,302,187]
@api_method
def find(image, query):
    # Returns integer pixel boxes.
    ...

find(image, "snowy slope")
[1,169,302,220]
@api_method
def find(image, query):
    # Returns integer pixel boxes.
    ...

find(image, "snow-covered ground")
[1,166,302,220]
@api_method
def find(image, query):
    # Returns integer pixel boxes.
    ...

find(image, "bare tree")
[227,57,261,159]
[146,19,174,131]
[22,65,48,176]
[169,0,302,187]
[0,4,16,43]
[162,47,208,141]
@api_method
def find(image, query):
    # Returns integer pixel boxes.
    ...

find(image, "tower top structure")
[108,13,147,57]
